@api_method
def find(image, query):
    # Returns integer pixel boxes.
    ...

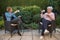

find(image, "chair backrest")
[2,13,14,21]
[2,13,6,21]
[11,16,15,20]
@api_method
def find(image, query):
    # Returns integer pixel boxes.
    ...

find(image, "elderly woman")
[5,7,22,36]
[40,6,55,39]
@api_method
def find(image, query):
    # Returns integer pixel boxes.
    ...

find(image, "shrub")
[0,6,60,29]
[21,11,32,24]
[0,20,4,29]
[29,23,39,29]
[33,14,40,23]
[56,15,60,28]
[22,23,39,29]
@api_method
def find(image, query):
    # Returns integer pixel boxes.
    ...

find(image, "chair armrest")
[11,24,18,26]
[48,25,51,27]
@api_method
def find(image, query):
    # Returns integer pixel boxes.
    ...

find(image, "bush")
[21,11,32,24]
[56,15,60,28]
[22,23,39,29]
[29,23,39,29]
[33,14,40,23]
[0,20,4,29]
[0,6,60,29]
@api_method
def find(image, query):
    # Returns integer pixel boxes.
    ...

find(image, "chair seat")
[48,25,51,27]
[11,24,18,26]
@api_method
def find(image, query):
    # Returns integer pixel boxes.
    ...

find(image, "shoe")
[40,22,43,25]
[48,25,51,27]
[44,29,49,34]
[40,36,43,39]
[18,32,22,36]
[11,24,17,26]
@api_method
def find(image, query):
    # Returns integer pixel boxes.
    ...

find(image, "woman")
[40,6,55,39]
[5,7,22,36]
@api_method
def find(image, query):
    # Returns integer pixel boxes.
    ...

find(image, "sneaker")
[40,22,43,25]
[17,32,22,36]
[44,29,49,34]
[48,25,51,27]
[40,36,43,39]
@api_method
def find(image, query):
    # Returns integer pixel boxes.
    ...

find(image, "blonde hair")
[6,7,12,12]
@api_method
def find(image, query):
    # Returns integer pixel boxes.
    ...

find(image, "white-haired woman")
[40,6,55,39]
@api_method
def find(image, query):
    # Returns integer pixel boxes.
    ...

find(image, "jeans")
[11,17,22,24]
[41,19,51,36]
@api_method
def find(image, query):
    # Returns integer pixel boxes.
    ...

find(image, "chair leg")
[49,28,53,38]
[10,30,13,37]
[50,32,52,38]
[5,31,6,33]
[11,33,12,37]
[11,31,13,37]
[17,25,22,36]
[5,29,6,33]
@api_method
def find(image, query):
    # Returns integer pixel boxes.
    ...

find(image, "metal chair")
[39,21,56,38]
[47,22,53,38]
[2,13,20,37]
[47,20,56,38]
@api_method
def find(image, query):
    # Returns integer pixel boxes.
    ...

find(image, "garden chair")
[2,13,21,37]
[39,20,56,38]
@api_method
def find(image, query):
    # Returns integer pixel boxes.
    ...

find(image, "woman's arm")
[47,13,55,20]
[14,10,20,14]
[40,13,44,18]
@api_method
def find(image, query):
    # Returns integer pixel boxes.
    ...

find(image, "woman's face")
[47,9,52,13]
[9,8,13,13]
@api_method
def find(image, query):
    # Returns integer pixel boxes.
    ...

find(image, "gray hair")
[47,6,53,10]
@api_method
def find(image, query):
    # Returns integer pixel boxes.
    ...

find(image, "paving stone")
[0,29,60,40]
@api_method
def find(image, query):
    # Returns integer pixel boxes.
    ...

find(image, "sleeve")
[51,13,55,20]
[40,14,44,18]
[5,12,11,17]
[12,13,17,18]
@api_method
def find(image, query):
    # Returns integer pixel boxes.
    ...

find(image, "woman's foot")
[40,22,43,25]
[17,32,22,36]
[44,29,49,34]
[40,36,43,39]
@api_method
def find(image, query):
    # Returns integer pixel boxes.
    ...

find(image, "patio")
[0,29,60,40]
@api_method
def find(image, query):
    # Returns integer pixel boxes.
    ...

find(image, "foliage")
[33,14,40,23]
[0,0,60,29]
[0,6,60,29]
[0,20,4,29]
[14,6,40,29]
[13,6,40,24]
[22,23,39,29]
[0,0,60,15]
[56,15,60,28]
[29,23,39,29]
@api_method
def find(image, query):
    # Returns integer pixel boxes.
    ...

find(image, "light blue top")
[5,12,17,21]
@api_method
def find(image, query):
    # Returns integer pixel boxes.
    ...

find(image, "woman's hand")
[47,14,50,17]
[14,10,20,13]
[18,16,21,18]
[47,14,53,20]
[41,10,45,13]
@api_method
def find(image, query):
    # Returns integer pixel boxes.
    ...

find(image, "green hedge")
[0,6,60,29]
[0,19,4,29]
[12,6,60,28]
[22,23,39,29]
[56,15,60,28]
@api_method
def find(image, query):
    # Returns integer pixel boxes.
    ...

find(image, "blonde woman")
[5,7,21,36]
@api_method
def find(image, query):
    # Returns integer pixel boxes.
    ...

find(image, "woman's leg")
[41,25,45,36]
[11,17,22,36]
[40,25,45,39]
[11,17,22,24]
